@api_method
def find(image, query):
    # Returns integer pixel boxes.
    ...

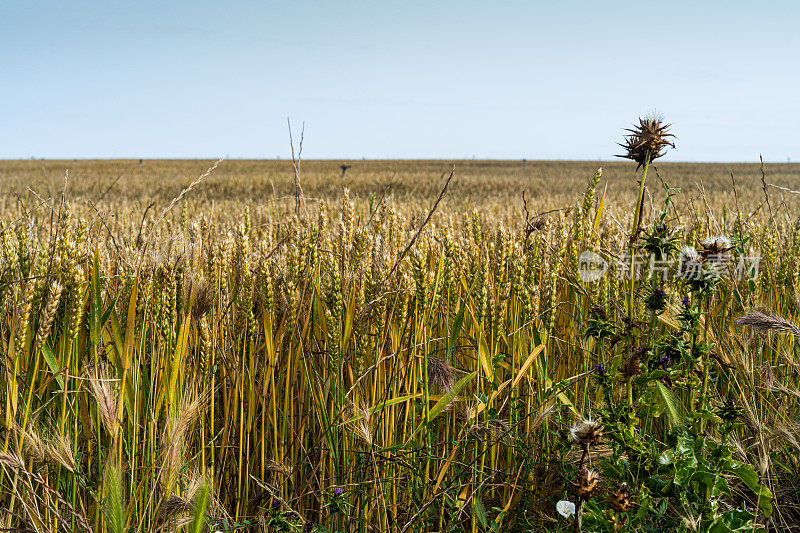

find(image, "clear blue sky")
[2,1,798,161]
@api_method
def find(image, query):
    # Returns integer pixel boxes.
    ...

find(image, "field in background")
[3,159,800,219]
[2,158,800,532]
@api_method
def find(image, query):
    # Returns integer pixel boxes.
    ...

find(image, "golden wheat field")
[2,152,800,532]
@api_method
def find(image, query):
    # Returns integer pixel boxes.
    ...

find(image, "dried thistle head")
[621,346,646,378]
[427,357,455,394]
[609,482,634,512]
[576,468,601,498]
[617,114,675,169]
[699,235,733,259]
[569,417,604,447]
[678,245,701,277]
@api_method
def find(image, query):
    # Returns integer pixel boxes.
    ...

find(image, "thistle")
[621,347,645,378]
[609,483,634,513]
[576,468,601,498]
[617,114,675,170]
[621,114,675,318]
[644,287,667,314]
[569,418,604,447]
[677,245,702,281]
[698,235,733,264]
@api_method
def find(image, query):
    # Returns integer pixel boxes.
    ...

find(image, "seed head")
[621,347,645,378]
[609,482,634,513]
[678,245,702,280]
[427,357,455,394]
[737,310,800,336]
[569,417,604,447]
[699,235,733,256]
[699,235,733,263]
[617,114,675,169]
[576,468,601,498]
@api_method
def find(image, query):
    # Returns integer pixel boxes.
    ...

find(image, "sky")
[1,1,798,161]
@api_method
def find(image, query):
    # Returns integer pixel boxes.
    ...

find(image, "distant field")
[2,159,799,223]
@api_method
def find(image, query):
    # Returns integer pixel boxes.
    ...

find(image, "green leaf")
[41,344,65,391]
[446,301,466,362]
[727,461,773,518]
[473,497,487,527]
[408,371,476,441]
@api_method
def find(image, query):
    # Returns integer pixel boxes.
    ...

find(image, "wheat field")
[1,154,800,532]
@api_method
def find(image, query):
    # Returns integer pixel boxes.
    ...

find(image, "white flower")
[556,500,576,518]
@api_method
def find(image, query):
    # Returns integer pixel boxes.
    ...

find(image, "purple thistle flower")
[333,486,345,497]
[658,355,671,369]
[681,295,690,308]
[270,498,281,510]
[594,363,607,376]
[304,521,315,533]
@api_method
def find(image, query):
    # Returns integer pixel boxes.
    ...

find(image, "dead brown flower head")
[699,236,733,263]
[621,347,646,378]
[576,468,601,498]
[617,114,675,169]
[569,417,604,447]
[609,482,634,513]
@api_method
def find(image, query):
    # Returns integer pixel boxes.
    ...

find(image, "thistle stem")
[627,152,651,318]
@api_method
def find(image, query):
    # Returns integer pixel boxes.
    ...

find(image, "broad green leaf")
[727,461,773,518]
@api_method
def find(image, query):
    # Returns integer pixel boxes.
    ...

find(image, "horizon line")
[0,157,795,165]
